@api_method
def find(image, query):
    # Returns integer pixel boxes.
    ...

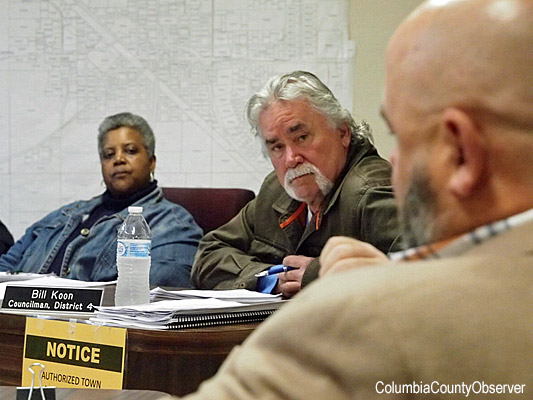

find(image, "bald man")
[167,1,533,398]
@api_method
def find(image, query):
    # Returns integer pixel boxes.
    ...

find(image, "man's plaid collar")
[389,208,533,262]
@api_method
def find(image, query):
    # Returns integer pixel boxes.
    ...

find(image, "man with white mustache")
[284,162,333,202]
[191,71,401,298]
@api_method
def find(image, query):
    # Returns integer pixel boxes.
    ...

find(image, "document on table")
[92,288,286,330]
[149,287,282,303]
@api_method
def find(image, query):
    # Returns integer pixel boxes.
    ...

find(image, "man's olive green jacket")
[191,135,401,290]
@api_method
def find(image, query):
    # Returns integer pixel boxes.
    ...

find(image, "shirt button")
[238,282,246,288]
[80,228,90,237]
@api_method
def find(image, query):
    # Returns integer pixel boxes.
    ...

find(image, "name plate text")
[1,286,103,314]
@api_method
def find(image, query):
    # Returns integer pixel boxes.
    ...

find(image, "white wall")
[350,0,425,159]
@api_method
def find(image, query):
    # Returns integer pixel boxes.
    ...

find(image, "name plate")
[1,286,103,314]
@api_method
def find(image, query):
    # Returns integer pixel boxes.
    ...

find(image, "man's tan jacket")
[183,219,533,399]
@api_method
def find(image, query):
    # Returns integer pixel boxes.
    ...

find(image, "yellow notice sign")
[22,317,126,390]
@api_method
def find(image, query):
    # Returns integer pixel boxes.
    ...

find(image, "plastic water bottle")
[115,206,152,306]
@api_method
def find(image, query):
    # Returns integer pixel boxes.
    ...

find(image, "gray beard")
[399,170,437,249]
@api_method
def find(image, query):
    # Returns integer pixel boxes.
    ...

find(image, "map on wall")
[0,0,354,238]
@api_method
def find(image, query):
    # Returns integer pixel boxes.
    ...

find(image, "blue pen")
[255,264,298,277]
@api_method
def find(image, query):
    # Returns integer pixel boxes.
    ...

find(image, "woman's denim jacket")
[0,186,203,287]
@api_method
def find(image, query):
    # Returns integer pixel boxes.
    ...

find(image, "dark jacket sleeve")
[191,199,275,290]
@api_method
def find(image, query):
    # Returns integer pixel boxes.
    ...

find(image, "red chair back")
[162,187,255,233]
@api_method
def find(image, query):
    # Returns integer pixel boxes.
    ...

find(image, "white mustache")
[283,162,334,201]
[284,163,319,185]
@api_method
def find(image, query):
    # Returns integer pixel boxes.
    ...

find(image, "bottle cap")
[128,206,143,214]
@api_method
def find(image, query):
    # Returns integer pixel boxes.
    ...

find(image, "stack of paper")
[149,287,282,303]
[91,288,285,330]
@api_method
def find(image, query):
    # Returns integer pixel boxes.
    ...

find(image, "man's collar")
[389,208,533,262]
[322,135,377,215]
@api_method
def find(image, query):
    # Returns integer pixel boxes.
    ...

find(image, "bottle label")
[117,239,151,258]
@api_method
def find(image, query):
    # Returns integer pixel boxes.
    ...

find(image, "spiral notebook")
[165,304,281,330]
[91,292,285,330]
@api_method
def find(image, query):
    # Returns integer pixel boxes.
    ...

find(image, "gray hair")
[246,70,373,143]
[97,112,155,159]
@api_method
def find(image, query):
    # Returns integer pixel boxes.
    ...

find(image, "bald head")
[384,0,533,245]
[385,0,533,130]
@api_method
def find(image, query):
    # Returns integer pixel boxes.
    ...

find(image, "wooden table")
[0,311,256,396]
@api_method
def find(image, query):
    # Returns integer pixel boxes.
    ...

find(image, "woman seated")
[0,112,203,287]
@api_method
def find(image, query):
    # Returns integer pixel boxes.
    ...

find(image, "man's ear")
[443,108,487,198]
[339,123,351,148]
